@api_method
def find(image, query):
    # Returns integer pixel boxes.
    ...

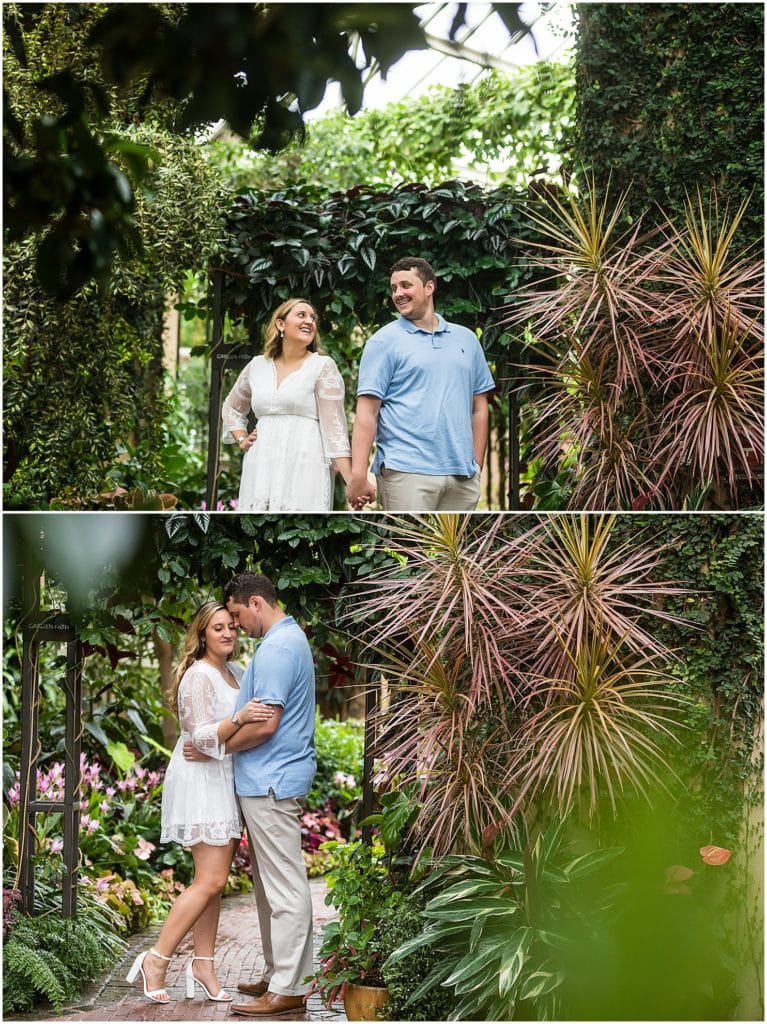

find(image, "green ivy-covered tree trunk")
[575,3,764,246]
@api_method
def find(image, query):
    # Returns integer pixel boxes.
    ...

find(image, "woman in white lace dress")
[126,603,274,1005]
[221,298,358,511]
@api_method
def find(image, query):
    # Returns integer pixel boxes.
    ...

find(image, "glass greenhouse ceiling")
[310,0,575,117]
[203,2,574,140]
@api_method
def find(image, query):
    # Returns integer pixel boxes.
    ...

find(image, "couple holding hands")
[222,256,495,513]
[127,573,316,1017]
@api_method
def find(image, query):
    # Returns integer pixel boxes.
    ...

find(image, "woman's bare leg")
[140,839,237,995]
[191,892,226,995]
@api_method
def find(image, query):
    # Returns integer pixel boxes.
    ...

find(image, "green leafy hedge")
[3,128,225,509]
[650,514,763,844]
[575,3,764,246]
[3,2,227,510]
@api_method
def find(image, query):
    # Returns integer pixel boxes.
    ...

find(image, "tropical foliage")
[214,62,575,195]
[345,513,689,855]
[8,2,529,294]
[388,817,622,1021]
[3,1,228,510]
[506,185,764,509]
[313,785,450,1019]
[3,893,125,1014]
[337,512,761,1019]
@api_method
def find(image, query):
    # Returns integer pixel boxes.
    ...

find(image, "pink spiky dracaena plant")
[504,182,763,509]
[344,514,692,857]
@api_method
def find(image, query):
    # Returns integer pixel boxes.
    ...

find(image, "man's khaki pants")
[377,468,481,511]
[239,792,313,996]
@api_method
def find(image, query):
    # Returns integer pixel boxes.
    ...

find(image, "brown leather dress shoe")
[237,981,269,997]
[230,992,306,1017]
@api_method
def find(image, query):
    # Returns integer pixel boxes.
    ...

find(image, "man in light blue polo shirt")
[347,257,495,511]
[221,572,316,1017]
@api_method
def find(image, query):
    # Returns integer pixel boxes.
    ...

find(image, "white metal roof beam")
[422,31,524,72]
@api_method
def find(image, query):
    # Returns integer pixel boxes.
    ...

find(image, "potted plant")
[311,787,422,1021]
[311,836,395,1020]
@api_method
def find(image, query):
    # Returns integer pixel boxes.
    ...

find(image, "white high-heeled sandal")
[185,955,233,1002]
[126,947,172,1003]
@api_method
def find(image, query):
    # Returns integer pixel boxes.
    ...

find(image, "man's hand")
[183,742,212,762]
[347,474,376,508]
[239,698,276,724]
[349,394,380,509]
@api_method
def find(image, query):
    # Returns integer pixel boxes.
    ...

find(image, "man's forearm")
[472,401,489,469]
[350,400,379,479]
[225,719,275,754]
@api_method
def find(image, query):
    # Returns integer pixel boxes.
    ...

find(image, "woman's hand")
[238,698,276,723]
[183,742,211,762]
[239,429,258,453]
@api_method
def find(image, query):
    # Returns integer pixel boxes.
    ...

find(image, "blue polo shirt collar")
[264,615,295,638]
[400,313,449,335]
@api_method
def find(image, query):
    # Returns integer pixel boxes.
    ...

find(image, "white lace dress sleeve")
[315,357,352,460]
[222,363,253,444]
[160,661,244,846]
[177,669,227,759]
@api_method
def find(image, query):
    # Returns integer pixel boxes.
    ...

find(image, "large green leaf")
[426,896,518,921]
[105,739,135,773]
[444,942,501,987]
[425,878,502,908]
[519,968,564,1000]
[563,846,624,880]
[498,926,533,998]
[385,922,464,964]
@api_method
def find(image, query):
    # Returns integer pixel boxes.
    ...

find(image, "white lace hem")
[161,821,243,847]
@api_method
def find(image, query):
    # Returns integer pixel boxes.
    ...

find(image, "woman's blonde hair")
[167,601,238,711]
[263,298,322,360]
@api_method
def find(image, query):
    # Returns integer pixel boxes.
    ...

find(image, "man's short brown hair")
[223,572,277,607]
[389,257,437,288]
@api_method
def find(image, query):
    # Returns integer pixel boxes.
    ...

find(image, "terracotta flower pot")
[343,981,391,1021]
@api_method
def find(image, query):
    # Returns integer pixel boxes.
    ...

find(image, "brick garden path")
[12,878,346,1023]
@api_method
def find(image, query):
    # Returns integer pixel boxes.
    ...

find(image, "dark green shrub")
[379,894,454,1021]
[575,3,764,247]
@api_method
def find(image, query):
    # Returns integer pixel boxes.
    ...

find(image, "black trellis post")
[205,269,225,511]
[206,269,254,510]
[360,669,378,846]
[19,613,83,917]
[509,390,521,510]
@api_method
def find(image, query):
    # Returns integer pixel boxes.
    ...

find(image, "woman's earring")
[279,329,284,340]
